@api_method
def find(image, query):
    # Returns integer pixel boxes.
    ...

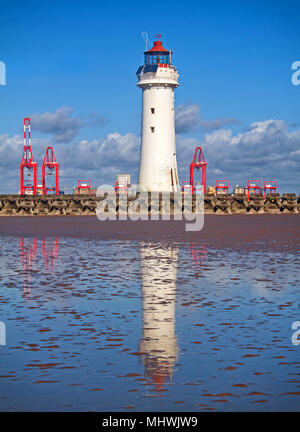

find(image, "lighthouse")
[137,35,179,192]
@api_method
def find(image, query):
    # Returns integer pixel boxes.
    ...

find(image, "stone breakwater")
[0,193,299,216]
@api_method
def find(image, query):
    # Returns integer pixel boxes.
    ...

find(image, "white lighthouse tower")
[137,35,179,192]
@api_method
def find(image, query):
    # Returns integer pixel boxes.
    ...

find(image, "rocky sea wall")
[0,193,299,216]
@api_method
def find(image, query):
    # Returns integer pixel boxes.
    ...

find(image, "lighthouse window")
[151,108,155,114]
[144,53,170,65]
[151,127,155,133]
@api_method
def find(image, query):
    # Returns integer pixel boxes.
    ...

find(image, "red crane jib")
[42,146,59,195]
[189,146,207,194]
[20,118,38,195]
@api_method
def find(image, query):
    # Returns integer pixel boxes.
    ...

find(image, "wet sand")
[0,215,299,411]
[0,214,299,251]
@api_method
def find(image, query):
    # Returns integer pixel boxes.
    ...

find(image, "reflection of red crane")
[42,147,59,195]
[42,238,59,271]
[20,237,38,296]
[190,242,207,271]
[189,147,207,194]
[20,118,38,195]
[20,238,59,295]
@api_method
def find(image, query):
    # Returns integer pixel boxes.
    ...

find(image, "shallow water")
[0,217,299,411]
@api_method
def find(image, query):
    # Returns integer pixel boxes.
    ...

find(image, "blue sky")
[0,0,299,193]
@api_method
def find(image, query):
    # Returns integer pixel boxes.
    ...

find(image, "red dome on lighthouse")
[144,40,169,53]
[144,35,172,65]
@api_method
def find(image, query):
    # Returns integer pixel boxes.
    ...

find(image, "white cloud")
[60,132,140,173]
[31,106,107,143]
[0,118,299,194]
[175,103,239,134]
[176,119,300,191]
[175,103,200,134]
[0,131,140,193]
[0,133,50,193]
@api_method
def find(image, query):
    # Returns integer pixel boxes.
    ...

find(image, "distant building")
[234,185,245,195]
[115,174,131,194]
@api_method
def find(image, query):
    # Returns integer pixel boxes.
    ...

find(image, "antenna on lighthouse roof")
[141,32,152,51]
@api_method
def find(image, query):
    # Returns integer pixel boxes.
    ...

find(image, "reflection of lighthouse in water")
[139,243,179,391]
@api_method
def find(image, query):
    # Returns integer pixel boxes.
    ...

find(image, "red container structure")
[42,146,59,195]
[20,118,38,195]
[216,180,229,195]
[189,146,207,194]
[263,181,277,198]
[78,180,91,196]
[247,180,262,199]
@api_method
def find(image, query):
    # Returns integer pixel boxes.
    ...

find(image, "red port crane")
[189,146,207,194]
[42,146,59,195]
[20,118,38,195]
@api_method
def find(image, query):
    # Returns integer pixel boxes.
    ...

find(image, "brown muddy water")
[0,215,299,411]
